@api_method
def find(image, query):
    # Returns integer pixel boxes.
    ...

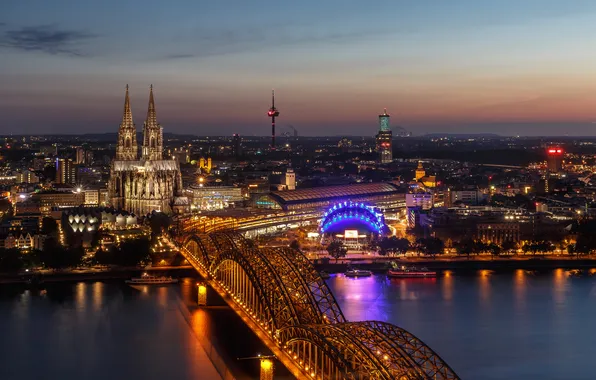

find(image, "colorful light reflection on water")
[326,270,596,379]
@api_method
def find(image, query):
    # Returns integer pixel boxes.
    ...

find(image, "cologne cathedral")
[108,86,188,215]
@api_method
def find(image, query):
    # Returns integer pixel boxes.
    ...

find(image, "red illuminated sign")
[547,148,563,155]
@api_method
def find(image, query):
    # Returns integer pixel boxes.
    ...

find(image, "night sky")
[2,0,596,136]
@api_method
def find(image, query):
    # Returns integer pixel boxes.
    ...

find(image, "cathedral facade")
[108,86,188,216]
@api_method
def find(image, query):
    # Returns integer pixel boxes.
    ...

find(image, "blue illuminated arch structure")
[320,201,388,235]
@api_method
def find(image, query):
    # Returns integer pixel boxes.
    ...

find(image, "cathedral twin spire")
[116,85,163,161]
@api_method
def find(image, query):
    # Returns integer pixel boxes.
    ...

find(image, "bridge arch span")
[209,232,303,332]
[177,230,460,379]
[279,324,394,379]
[182,235,212,270]
[271,247,345,324]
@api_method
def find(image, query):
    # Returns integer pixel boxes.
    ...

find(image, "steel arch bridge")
[179,231,459,380]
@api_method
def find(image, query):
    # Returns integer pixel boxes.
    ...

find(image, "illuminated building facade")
[269,168,296,191]
[198,157,212,174]
[170,147,190,163]
[55,158,75,184]
[546,147,563,173]
[376,109,392,164]
[16,170,39,184]
[477,223,521,244]
[33,191,85,215]
[413,162,437,188]
[320,201,388,248]
[406,193,433,210]
[108,86,187,215]
[186,185,244,210]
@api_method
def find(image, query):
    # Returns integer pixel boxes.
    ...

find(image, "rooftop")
[270,182,401,205]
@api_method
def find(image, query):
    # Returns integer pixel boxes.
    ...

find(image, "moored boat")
[125,272,178,285]
[387,265,436,278]
[344,268,372,277]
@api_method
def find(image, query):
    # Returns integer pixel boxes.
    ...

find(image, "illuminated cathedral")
[108,86,188,215]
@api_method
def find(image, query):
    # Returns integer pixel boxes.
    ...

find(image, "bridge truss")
[180,231,459,380]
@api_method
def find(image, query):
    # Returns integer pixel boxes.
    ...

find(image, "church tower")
[415,161,426,181]
[142,85,163,161]
[116,85,138,160]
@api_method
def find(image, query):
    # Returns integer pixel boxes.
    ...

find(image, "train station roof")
[269,182,401,206]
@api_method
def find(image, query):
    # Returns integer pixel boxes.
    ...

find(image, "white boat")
[344,268,372,278]
[125,272,178,285]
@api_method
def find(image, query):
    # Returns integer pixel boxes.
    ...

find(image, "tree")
[573,233,596,256]
[0,248,25,273]
[501,240,517,255]
[112,238,151,266]
[148,212,172,236]
[416,237,444,257]
[41,217,58,236]
[94,248,114,265]
[39,240,84,269]
[454,239,475,259]
[394,238,410,256]
[377,236,411,256]
[487,243,502,259]
[522,240,554,256]
[326,240,347,263]
[377,237,392,256]
[367,238,380,254]
[289,240,301,252]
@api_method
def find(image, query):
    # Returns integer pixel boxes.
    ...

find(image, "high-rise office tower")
[55,158,76,184]
[76,147,86,164]
[232,134,242,158]
[376,109,393,164]
[546,147,563,173]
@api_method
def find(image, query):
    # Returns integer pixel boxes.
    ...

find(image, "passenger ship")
[344,268,373,278]
[387,265,436,278]
[125,272,178,284]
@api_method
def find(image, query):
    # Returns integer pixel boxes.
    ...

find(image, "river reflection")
[0,280,259,380]
[326,270,596,380]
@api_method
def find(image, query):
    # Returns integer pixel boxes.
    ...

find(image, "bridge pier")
[260,358,274,380]
[197,282,207,306]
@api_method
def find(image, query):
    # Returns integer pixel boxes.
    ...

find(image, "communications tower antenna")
[267,90,280,149]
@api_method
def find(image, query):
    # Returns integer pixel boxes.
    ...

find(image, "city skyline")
[3,1,596,136]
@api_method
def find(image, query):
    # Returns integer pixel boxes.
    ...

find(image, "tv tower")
[267,90,280,149]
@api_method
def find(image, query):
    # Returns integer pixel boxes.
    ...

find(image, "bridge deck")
[181,248,308,379]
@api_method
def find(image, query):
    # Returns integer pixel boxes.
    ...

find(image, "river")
[1,270,595,379]
[327,269,596,380]
[0,278,290,380]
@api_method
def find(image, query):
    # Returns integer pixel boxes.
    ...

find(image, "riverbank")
[314,257,596,273]
[3,256,596,285]
[0,265,196,284]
